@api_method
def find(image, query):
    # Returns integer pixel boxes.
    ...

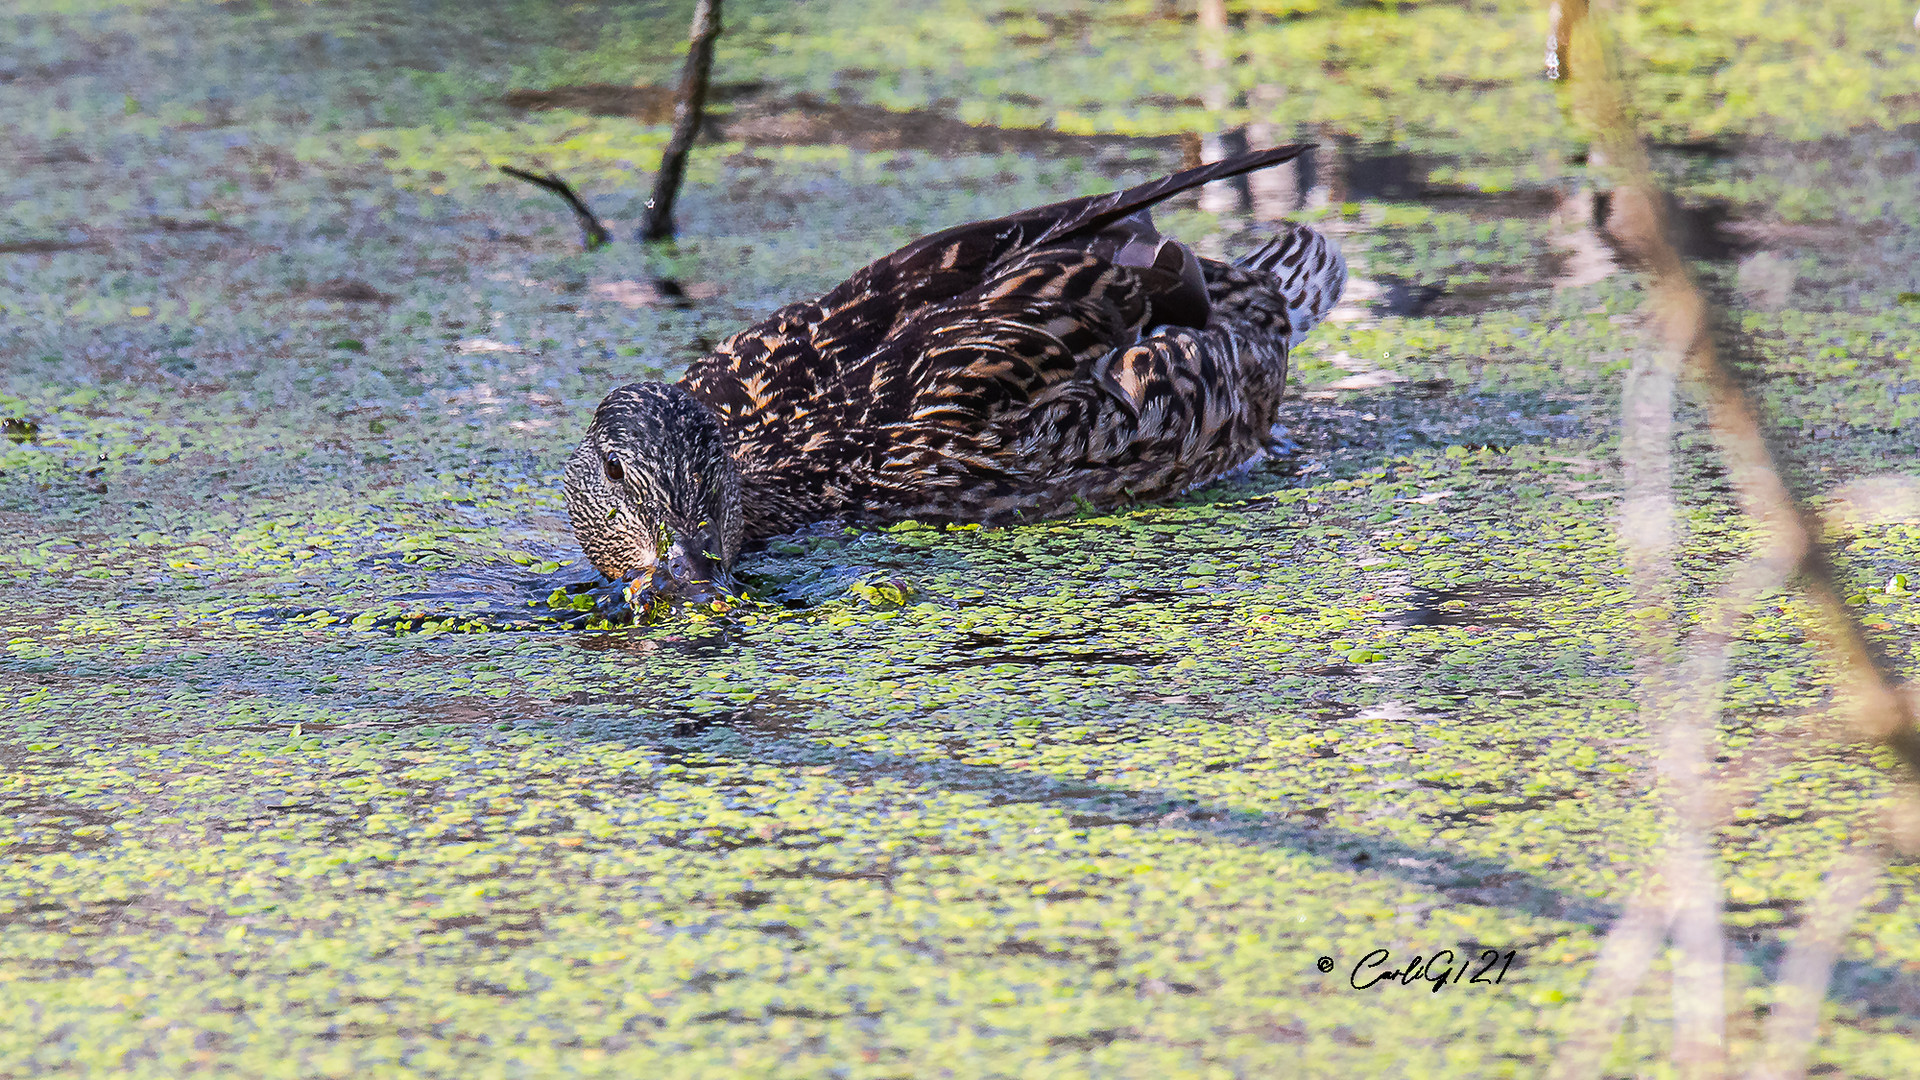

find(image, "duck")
[564,145,1347,596]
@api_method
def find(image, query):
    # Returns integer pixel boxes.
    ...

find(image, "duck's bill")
[622,531,730,604]
[660,535,729,601]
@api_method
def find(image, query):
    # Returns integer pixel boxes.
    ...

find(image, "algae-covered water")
[4,0,1920,1075]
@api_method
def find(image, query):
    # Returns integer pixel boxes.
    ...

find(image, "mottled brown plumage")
[566,146,1347,592]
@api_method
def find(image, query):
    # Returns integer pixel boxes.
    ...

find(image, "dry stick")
[1667,774,1728,1076]
[1664,545,1814,1077]
[1562,499,1898,1080]
[1750,850,1886,1080]
[1549,876,1675,1079]
[1548,1,1919,1073]
[1545,419,1802,1080]
[1631,301,1730,1079]
[498,165,612,251]
[1693,370,1920,768]
[1574,616,1889,1079]
[1584,13,1724,1066]
[1553,585,1811,1080]
[641,0,721,243]
[1556,1,1920,776]
[1594,545,1798,1077]
[1544,0,1573,80]
[1652,549,1812,1077]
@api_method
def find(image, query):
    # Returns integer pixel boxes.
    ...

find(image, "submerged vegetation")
[3,0,1919,1075]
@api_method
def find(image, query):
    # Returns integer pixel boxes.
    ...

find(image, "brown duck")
[565,146,1347,594]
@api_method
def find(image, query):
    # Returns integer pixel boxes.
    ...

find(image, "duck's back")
[680,148,1346,537]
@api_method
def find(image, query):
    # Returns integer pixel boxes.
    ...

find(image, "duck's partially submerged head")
[563,382,742,600]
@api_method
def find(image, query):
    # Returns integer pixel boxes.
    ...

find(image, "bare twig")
[1544,0,1573,80]
[1749,850,1885,1080]
[641,0,722,243]
[1694,367,1920,768]
[1667,825,1728,1073]
[1544,1,1920,1073]
[1593,77,1727,1072]
[1551,542,1849,1077]
[1662,541,1817,1074]
[498,165,612,251]
[1548,876,1674,1078]
[1555,0,1920,775]
[1623,325,1729,1075]
[1550,503,1803,1080]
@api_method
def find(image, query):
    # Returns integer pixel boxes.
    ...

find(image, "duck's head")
[563,382,742,600]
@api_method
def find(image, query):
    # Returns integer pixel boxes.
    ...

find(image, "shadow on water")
[746,562,884,609]
[914,629,1165,673]
[185,586,1920,1027]
[576,719,1920,1023]
[1308,137,1746,260]
[495,83,1775,326]
[81,625,1919,1024]
[1389,583,1551,629]
[499,80,769,124]
[570,629,737,662]
[231,552,613,631]
[1234,136,1758,316]
[501,83,1182,165]
[243,544,910,633]
[561,686,824,742]
[369,551,617,630]
[1362,277,1450,318]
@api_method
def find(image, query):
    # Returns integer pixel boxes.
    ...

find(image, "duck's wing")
[697,239,1179,536]
[865,222,1347,525]
[680,147,1318,534]
[870,141,1313,330]
[682,145,1311,421]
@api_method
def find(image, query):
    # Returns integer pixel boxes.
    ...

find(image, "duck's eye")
[604,455,625,482]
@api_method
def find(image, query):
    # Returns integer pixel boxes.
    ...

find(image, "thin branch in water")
[1544,0,1573,80]
[1667,833,1727,1074]
[1693,359,1920,770]
[1748,850,1884,1080]
[499,165,612,251]
[1548,877,1674,1080]
[642,0,722,243]
[1550,491,1802,1079]
[1589,27,1726,1063]
[1546,0,1920,1072]
[1554,0,1920,778]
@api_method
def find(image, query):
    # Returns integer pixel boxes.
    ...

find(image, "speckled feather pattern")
[659,148,1349,538]
[565,384,743,582]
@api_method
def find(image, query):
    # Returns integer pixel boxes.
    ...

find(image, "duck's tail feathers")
[1033,145,1311,247]
[1236,223,1348,347]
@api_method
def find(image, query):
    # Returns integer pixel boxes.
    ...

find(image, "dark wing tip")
[1033,144,1313,246]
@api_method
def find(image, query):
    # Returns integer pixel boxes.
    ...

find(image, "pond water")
[3,0,1920,1075]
